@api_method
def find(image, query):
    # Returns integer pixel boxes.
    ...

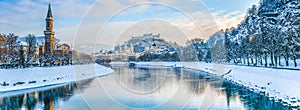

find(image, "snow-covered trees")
[208,0,300,67]
[0,33,74,68]
[184,38,209,62]
[25,34,37,64]
[278,0,300,67]
[0,33,19,68]
[0,34,6,46]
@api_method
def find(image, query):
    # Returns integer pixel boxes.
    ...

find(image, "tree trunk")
[292,50,297,67]
[270,51,274,67]
[255,56,258,66]
[278,56,281,66]
[274,54,278,67]
[260,56,263,65]
[294,57,297,67]
[247,54,250,66]
[240,58,242,64]
[265,53,268,67]
[285,47,289,66]
[285,57,289,66]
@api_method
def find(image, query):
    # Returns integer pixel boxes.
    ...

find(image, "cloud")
[0,0,94,38]
[0,0,246,51]
[213,11,246,30]
[72,0,220,47]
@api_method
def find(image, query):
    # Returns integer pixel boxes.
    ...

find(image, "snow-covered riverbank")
[111,62,300,108]
[0,64,114,92]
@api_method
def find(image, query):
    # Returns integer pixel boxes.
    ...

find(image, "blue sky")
[0,0,259,48]
[203,0,259,12]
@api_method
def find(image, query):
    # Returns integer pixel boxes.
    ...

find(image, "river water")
[0,66,290,110]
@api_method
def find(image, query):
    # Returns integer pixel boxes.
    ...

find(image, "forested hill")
[207,0,300,66]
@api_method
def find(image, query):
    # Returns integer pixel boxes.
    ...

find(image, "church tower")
[44,3,55,55]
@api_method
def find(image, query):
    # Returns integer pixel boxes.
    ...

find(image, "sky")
[0,0,259,51]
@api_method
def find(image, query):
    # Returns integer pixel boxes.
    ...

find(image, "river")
[0,66,290,109]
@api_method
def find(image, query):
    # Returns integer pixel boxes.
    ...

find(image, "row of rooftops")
[15,36,45,47]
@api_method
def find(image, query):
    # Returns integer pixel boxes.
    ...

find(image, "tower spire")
[46,3,53,18]
[44,2,55,55]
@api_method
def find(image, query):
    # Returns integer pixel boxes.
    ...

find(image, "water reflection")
[222,81,291,110]
[0,67,291,109]
[0,79,92,110]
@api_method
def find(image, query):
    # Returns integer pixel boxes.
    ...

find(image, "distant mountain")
[74,43,113,54]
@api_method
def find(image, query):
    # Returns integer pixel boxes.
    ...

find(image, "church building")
[13,3,72,65]
[44,3,55,55]
[16,3,56,56]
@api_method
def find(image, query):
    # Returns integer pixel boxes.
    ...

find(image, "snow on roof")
[54,48,63,50]
[18,42,28,46]
[16,36,45,47]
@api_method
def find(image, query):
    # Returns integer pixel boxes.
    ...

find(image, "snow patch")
[0,64,114,92]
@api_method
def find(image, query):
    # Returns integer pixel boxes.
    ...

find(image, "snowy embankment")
[0,64,114,92]
[111,62,300,108]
